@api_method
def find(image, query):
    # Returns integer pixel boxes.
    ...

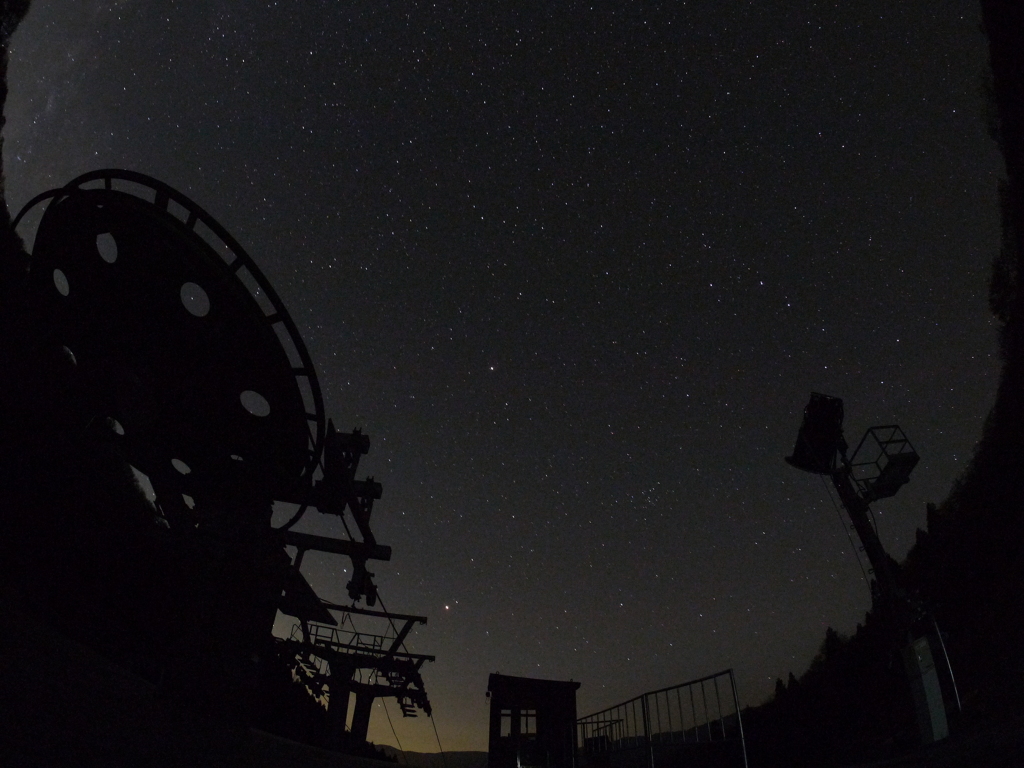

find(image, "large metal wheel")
[16,169,325,530]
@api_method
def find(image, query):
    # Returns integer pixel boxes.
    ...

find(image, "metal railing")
[288,611,395,654]
[308,619,388,653]
[577,670,747,768]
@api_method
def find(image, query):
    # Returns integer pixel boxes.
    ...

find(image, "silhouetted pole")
[326,662,355,749]
[786,393,949,744]
[829,462,900,622]
[350,692,375,742]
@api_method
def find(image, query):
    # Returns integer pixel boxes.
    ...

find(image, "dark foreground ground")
[4,582,1024,768]
[848,717,1024,768]
[380,746,488,768]
[0,587,395,768]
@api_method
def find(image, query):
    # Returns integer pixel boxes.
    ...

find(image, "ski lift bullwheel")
[17,169,325,531]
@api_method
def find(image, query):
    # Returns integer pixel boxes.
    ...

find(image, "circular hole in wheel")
[240,390,270,417]
[53,269,69,296]
[171,458,191,474]
[96,232,118,263]
[180,282,210,317]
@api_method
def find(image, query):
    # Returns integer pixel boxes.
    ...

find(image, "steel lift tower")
[785,393,954,745]
[9,169,433,745]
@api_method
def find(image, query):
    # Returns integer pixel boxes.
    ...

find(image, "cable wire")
[867,505,881,538]
[382,697,408,766]
[375,591,409,655]
[351,563,438,768]
[376,588,444,768]
[430,713,449,768]
[818,473,871,590]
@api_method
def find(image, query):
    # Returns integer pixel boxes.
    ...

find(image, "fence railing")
[577,669,747,768]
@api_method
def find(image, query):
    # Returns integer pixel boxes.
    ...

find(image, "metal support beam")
[281,530,391,561]
[327,689,352,748]
[321,602,427,624]
[350,692,374,742]
[830,464,898,615]
[387,619,416,655]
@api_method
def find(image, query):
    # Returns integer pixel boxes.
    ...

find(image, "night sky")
[4,0,1004,753]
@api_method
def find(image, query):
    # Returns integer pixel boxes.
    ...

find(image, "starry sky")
[4,0,1005,754]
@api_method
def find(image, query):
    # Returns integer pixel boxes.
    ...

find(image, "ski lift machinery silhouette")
[14,169,432,741]
[785,393,957,746]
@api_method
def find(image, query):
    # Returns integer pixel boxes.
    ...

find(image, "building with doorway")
[487,673,581,768]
